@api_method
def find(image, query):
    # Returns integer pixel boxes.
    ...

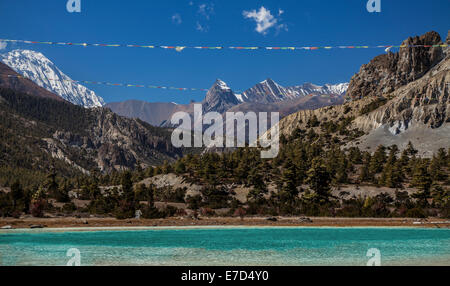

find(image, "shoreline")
[1,216,449,231]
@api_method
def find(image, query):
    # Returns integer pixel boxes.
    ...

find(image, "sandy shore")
[1,216,449,230]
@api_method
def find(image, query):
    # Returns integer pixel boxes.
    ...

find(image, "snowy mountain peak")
[0,49,105,108]
[203,79,240,113]
[214,79,231,90]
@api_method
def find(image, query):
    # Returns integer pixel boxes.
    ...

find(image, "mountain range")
[107,78,348,127]
[0,48,348,126]
[0,30,448,181]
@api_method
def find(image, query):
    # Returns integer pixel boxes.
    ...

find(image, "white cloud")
[198,3,214,20]
[276,23,288,34]
[195,2,214,32]
[171,13,182,25]
[243,6,286,35]
[196,21,208,32]
[0,41,7,50]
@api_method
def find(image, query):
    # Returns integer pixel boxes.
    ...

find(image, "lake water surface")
[0,226,449,266]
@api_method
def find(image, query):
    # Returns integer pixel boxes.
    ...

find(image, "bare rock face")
[80,108,181,172]
[352,53,450,132]
[347,31,444,99]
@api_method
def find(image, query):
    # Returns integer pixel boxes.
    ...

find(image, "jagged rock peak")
[202,79,240,113]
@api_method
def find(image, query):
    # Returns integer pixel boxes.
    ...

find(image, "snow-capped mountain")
[238,79,348,103]
[202,79,241,113]
[0,49,105,108]
[109,78,348,128]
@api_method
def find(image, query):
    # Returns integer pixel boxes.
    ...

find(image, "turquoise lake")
[0,227,449,266]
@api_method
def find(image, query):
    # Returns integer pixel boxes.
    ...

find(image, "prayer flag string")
[1,38,447,52]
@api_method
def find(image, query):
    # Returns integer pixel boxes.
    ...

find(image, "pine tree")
[45,172,59,199]
[10,180,24,209]
[56,179,71,203]
[411,161,432,207]
[369,145,387,175]
[398,149,410,168]
[381,162,403,188]
[349,147,363,164]
[306,158,332,203]
[412,161,432,191]
[406,141,418,156]
[386,145,399,165]
[282,158,298,192]
[306,115,320,128]
[174,160,186,175]
[429,156,447,182]
[335,154,349,184]
[359,152,372,182]
[247,167,267,203]
[436,148,447,166]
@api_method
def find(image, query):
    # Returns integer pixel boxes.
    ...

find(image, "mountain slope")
[0,85,182,180]
[228,92,344,118]
[0,49,105,108]
[0,62,64,101]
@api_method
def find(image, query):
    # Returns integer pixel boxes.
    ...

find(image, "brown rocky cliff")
[346,31,444,99]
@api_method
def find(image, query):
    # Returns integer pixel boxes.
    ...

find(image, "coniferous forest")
[1,103,449,220]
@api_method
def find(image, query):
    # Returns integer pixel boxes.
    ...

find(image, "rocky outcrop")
[272,31,450,157]
[346,31,445,99]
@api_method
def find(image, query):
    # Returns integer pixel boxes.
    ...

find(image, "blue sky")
[0,0,449,104]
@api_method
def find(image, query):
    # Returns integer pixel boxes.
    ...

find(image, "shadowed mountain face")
[0,62,64,102]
